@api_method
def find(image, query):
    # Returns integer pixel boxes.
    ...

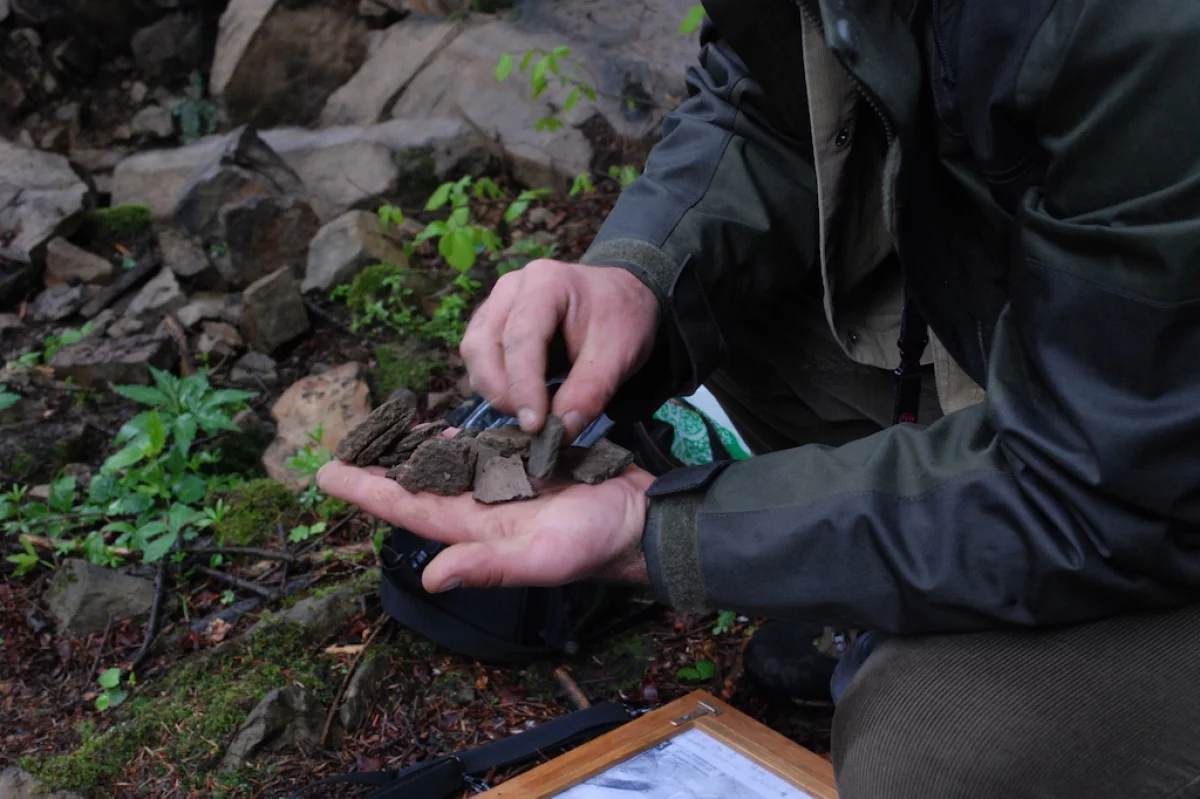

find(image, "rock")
[131,105,175,139]
[335,394,417,466]
[124,268,186,323]
[0,0,8,24]
[0,312,21,331]
[379,421,449,467]
[0,69,26,123]
[570,438,634,484]
[339,654,388,731]
[527,414,564,479]
[262,362,370,486]
[473,454,536,504]
[0,261,33,308]
[39,125,69,153]
[0,767,85,799]
[198,320,243,355]
[396,438,476,496]
[85,308,114,337]
[231,351,278,387]
[321,19,462,127]
[28,284,84,322]
[0,420,88,481]
[50,334,177,387]
[173,125,307,244]
[79,260,158,318]
[105,316,145,338]
[112,119,487,222]
[130,80,149,104]
[157,226,222,287]
[44,559,157,636]
[240,267,309,353]
[0,138,90,263]
[176,292,239,328]
[275,578,364,641]
[303,210,409,294]
[220,195,320,286]
[69,146,128,176]
[475,425,532,460]
[210,0,368,128]
[45,238,115,285]
[131,12,204,79]
[220,686,324,772]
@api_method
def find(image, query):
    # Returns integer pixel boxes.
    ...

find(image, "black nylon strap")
[892,295,930,425]
[289,704,633,799]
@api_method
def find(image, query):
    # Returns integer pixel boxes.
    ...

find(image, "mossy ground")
[372,340,443,395]
[214,479,299,546]
[85,204,153,243]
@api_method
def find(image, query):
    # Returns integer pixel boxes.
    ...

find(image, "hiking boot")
[744,622,857,702]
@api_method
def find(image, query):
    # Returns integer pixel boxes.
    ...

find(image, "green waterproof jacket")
[580,0,1200,633]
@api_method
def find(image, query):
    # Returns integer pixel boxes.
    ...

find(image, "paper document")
[553,727,817,799]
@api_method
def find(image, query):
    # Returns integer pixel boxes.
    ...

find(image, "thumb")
[421,539,537,593]
[551,339,630,440]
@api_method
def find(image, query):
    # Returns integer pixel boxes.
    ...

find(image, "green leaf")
[676,666,700,681]
[479,228,503,253]
[205,388,256,407]
[173,414,197,457]
[48,476,76,513]
[519,49,537,72]
[101,522,137,536]
[504,201,529,224]
[112,384,167,407]
[563,86,582,112]
[569,172,595,197]
[495,51,514,82]
[145,411,166,456]
[168,503,206,531]
[175,474,207,506]
[0,388,20,411]
[534,117,563,133]
[695,659,717,679]
[531,57,549,97]
[378,205,405,228]
[551,45,571,58]
[139,527,178,562]
[439,228,477,272]
[679,4,707,34]
[115,411,155,444]
[102,443,147,474]
[449,206,470,228]
[89,474,119,503]
[98,667,122,688]
[425,182,454,211]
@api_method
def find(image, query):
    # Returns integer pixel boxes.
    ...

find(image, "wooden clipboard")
[488,690,839,798]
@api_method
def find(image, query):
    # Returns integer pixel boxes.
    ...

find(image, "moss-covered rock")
[372,340,443,395]
[214,479,298,546]
[85,204,153,243]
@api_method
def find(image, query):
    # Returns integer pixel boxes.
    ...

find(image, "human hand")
[460,260,659,440]
[316,459,656,593]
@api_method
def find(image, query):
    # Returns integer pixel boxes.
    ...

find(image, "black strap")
[891,295,929,425]
[289,703,633,799]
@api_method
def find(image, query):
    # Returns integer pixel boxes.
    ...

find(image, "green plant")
[609,165,641,188]
[286,425,332,508]
[6,536,49,576]
[213,480,297,547]
[95,668,131,711]
[0,386,19,411]
[679,5,706,34]
[495,46,598,133]
[676,659,717,682]
[288,521,326,544]
[8,323,95,369]
[86,205,152,242]
[712,609,738,635]
[172,71,219,144]
[569,172,595,197]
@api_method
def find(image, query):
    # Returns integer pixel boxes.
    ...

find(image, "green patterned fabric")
[653,400,752,465]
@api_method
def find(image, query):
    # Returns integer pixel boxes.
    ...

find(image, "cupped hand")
[316,459,656,594]
[460,260,659,440]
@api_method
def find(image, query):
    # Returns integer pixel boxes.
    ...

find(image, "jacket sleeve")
[580,20,818,421]
[642,1,1200,633]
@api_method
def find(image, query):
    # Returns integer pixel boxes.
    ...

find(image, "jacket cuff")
[642,461,733,612]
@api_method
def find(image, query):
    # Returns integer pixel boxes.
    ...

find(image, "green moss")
[86,204,152,242]
[23,619,336,795]
[315,496,350,521]
[373,341,443,395]
[347,263,409,313]
[394,148,439,199]
[214,479,298,546]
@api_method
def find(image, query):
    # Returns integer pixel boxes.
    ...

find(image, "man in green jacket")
[320,0,1200,794]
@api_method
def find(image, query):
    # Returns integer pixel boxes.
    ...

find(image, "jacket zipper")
[793,0,897,143]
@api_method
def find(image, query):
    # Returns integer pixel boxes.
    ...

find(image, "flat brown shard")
[335,395,416,466]
[473,455,537,504]
[379,421,449,467]
[527,414,564,479]
[475,425,532,459]
[395,438,477,496]
[571,439,635,485]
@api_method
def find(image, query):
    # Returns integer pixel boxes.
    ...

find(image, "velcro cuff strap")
[646,461,734,498]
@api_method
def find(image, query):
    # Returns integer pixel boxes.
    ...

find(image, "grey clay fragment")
[335,395,416,466]
[473,455,537,504]
[396,438,477,496]
[379,421,449,467]
[475,425,532,459]
[571,439,635,485]
[527,414,564,479]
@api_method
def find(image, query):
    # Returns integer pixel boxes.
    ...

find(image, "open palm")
[316,459,655,594]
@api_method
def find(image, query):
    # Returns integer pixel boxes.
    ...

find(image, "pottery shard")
[473,455,536,505]
[335,395,416,466]
[571,438,635,485]
[396,438,476,496]
[475,425,532,460]
[379,421,448,467]
[527,414,564,479]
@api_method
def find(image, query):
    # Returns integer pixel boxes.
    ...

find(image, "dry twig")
[320,612,389,747]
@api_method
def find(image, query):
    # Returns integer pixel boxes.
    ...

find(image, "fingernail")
[562,411,584,436]
[438,577,463,593]
[517,407,538,432]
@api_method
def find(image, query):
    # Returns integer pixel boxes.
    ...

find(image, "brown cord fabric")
[833,603,1200,798]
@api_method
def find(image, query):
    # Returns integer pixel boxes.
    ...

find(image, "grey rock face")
[44,559,157,637]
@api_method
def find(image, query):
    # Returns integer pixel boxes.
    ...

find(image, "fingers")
[460,275,517,408]
[420,532,584,593]
[551,335,630,440]
[501,265,566,431]
[316,460,489,544]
